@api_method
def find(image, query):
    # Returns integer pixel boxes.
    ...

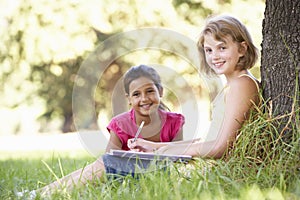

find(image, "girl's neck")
[136,110,160,126]
[225,69,249,83]
[137,110,162,140]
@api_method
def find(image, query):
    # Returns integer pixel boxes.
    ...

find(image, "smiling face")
[203,33,246,79]
[127,76,162,118]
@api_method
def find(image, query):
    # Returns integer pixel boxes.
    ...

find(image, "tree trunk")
[62,112,75,133]
[62,111,99,133]
[261,0,300,140]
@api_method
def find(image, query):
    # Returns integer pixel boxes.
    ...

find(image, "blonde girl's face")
[203,34,246,77]
[127,76,162,117]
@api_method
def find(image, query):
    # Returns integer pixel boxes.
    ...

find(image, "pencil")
[133,121,145,142]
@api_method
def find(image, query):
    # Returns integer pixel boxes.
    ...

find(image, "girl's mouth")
[140,104,152,110]
[213,61,225,68]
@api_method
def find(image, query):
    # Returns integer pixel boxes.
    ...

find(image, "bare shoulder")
[230,75,259,93]
[226,75,260,105]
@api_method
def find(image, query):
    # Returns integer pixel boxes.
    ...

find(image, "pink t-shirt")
[107,109,185,150]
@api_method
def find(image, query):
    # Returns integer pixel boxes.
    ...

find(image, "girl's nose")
[212,51,220,60]
[141,93,149,101]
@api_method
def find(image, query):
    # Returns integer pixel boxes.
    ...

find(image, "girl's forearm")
[157,139,225,158]
[156,141,202,156]
[153,138,201,150]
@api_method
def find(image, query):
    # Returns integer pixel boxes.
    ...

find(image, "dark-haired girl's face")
[127,76,162,118]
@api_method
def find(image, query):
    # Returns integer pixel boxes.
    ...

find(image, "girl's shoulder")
[236,74,260,91]
[107,109,136,136]
[109,109,133,124]
[159,109,185,121]
[226,74,260,105]
[228,74,260,95]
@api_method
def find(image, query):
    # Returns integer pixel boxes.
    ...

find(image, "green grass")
[1,105,299,199]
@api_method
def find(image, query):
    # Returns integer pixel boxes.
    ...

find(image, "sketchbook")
[108,149,192,162]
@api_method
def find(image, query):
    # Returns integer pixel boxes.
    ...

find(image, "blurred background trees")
[0,0,265,135]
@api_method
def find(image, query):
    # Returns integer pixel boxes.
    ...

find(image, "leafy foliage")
[1,0,211,133]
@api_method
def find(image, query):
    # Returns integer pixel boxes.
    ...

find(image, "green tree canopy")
[0,0,265,134]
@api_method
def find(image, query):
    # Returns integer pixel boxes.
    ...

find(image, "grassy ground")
[1,104,299,199]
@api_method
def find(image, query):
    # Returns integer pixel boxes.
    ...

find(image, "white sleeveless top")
[204,74,259,141]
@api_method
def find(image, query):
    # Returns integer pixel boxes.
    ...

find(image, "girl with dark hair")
[17,65,185,198]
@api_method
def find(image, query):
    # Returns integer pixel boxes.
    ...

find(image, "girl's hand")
[127,138,156,152]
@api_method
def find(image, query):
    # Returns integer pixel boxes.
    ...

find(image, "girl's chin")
[138,109,150,115]
[140,109,157,116]
[213,68,224,74]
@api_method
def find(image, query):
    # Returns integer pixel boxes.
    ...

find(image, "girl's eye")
[147,89,155,93]
[220,46,226,51]
[132,92,139,97]
[205,48,212,53]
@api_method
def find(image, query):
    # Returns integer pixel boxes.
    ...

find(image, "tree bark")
[261,0,300,139]
[62,113,75,133]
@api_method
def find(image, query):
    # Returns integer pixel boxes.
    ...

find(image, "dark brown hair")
[123,65,169,111]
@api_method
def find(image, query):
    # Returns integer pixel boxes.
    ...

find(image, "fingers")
[130,148,141,152]
[127,138,141,151]
[127,138,135,149]
[127,138,153,152]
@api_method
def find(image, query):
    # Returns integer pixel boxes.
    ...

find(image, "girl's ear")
[126,93,131,105]
[159,88,163,97]
[239,41,248,57]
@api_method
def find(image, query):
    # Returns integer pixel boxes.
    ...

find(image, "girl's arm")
[160,76,259,158]
[127,137,201,152]
[105,131,122,152]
